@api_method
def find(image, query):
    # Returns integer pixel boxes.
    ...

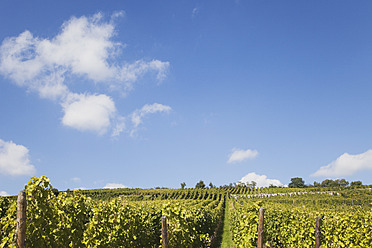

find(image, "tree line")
[183,178,364,189]
[288,177,363,188]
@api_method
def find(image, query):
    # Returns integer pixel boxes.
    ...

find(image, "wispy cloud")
[103,183,128,189]
[0,191,9,196]
[0,139,36,176]
[312,150,372,177]
[227,148,258,163]
[240,172,285,188]
[130,103,172,136]
[192,7,200,18]
[111,116,126,137]
[0,12,170,136]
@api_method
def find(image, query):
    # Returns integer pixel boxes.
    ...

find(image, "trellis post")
[161,216,168,248]
[16,190,27,248]
[315,217,321,248]
[257,207,264,248]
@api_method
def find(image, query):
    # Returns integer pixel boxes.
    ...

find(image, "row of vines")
[1,176,372,247]
[0,176,224,248]
[229,195,372,247]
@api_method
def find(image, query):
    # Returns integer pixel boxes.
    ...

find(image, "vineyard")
[1,176,372,247]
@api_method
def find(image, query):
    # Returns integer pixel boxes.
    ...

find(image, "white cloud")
[62,93,116,134]
[130,103,172,136]
[227,148,258,163]
[0,13,169,98]
[0,12,171,136]
[0,191,9,196]
[37,13,116,82]
[0,139,36,176]
[119,60,170,91]
[103,183,128,189]
[312,150,372,177]
[239,172,285,188]
[111,116,126,137]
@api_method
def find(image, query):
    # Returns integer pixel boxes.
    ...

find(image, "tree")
[180,182,186,189]
[335,179,349,187]
[350,181,362,186]
[251,181,257,188]
[243,181,257,188]
[288,177,306,188]
[195,180,206,189]
[321,179,349,187]
[208,182,215,188]
[313,181,321,187]
[320,179,336,187]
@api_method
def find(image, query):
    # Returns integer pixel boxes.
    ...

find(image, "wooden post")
[257,207,264,248]
[315,217,321,248]
[161,216,168,248]
[16,190,26,248]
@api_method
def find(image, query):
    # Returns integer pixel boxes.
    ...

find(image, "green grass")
[220,197,235,248]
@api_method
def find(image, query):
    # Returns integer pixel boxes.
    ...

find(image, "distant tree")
[209,182,215,188]
[321,179,338,187]
[243,181,257,188]
[335,179,349,187]
[313,181,321,187]
[195,180,206,189]
[288,177,306,188]
[181,182,186,189]
[320,179,348,187]
[350,181,363,186]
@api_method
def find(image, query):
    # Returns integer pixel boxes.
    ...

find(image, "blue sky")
[1,0,372,195]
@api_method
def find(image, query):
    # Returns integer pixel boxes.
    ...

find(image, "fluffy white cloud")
[0,191,9,196]
[0,12,170,136]
[130,103,172,136]
[103,183,128,189]
[61,99,171,136]
[0,12,169,99]
[62,93,117,134]
[227,148,258,163]
[0,139,36,176]
[37,13,116,82]
[312,150,372,177]
[239,172,285,188]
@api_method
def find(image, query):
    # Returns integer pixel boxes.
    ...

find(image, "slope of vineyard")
[0,176,224,248]
[229,191,372,247]
[1,176,372,247]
